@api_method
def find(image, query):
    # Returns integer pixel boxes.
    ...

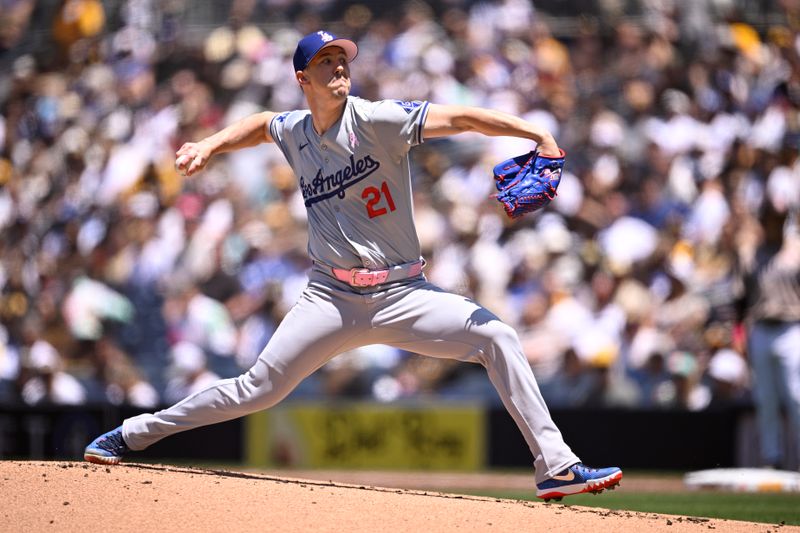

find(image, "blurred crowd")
[0,0,798,412]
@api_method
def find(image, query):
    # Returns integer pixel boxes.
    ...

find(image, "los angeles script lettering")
[300,154,381,207]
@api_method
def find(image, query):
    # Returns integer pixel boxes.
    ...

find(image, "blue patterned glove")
[493,148,565,218]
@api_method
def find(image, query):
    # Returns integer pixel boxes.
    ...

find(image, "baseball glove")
[493,148,565,218]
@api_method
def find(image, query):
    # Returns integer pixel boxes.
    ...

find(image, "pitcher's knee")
[236,363,296,410]
[471,321,524,367]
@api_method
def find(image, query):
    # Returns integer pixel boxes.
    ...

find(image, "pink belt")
[324,260,425,288]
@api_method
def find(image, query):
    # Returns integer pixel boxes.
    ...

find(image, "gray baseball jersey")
[121,96,580,482]
[269,96,427,269]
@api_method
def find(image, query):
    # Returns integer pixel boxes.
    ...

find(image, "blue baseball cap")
[293,30,358,72]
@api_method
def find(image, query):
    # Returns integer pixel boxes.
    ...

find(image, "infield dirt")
[1,461,796,532]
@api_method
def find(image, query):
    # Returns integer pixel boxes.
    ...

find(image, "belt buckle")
[350,268,374,287]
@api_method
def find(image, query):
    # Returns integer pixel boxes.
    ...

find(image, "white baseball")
[176,154,193,175]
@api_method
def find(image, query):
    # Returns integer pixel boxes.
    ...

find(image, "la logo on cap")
[293,30,359,71]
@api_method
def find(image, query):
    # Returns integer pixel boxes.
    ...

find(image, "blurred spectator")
[20,338,86,405]
[541,348,598,408]
[706,348,750,408]
[660,350,711,411]
[630,351,673,408]
[62,275,134,341]
[52,0,106,50]
[87,335,159,408]
[164,341,220,404]
[0,0,35,52]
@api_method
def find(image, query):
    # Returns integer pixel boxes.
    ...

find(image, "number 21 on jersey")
[362,181,396,219]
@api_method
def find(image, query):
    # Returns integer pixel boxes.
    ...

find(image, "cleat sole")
[84,452,122,465]
[537,470,623,501]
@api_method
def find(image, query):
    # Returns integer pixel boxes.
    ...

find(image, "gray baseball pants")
[123,269,580,482]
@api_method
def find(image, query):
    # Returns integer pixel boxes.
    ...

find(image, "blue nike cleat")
[536,463,623,501]
[84,426,130,465]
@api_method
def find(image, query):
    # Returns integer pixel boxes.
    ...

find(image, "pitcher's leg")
[123,283,366,450]
[466,320,580,482]
[375,282,579,483]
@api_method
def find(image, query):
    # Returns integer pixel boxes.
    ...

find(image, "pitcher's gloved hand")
[493,148,565,218]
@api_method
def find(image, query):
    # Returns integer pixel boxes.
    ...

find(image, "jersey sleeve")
[268,111,292,156]
[369,100,430,156]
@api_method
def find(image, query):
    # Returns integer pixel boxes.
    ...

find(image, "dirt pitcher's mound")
[0,461,790,533]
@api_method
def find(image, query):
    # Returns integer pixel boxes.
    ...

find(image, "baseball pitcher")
[85,30,622,501]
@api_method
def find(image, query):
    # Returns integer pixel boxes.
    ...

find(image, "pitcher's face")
[300,47,351,100]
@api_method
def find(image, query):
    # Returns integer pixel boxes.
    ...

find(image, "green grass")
[462,489,800,526]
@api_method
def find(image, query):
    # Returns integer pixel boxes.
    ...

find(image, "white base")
[684,468,800,492]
